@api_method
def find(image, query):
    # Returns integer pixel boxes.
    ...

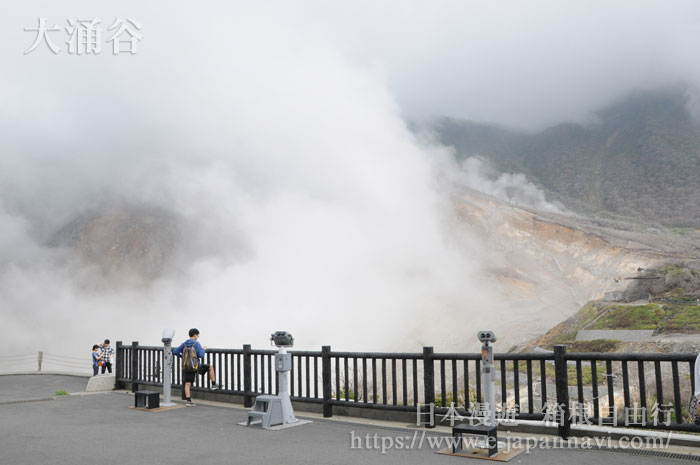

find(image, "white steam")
[0,0,631,371]
[0,1,528,369]
[453,158,564,214]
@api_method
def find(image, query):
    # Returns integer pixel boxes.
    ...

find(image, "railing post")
[322,345,333,418]
[423,346,435,428]
[37,351,43,372]
[115,341,123,389]
[243,344,253,408]
[131,341,139,393]
[553,345,570,439]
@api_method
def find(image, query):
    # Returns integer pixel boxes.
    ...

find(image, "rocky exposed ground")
[48,203,179,287]
[452,188,699,346]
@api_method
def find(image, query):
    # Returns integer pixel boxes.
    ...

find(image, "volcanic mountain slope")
[450,188,700,346]
[435,88,700,228]
[48,204,179,287]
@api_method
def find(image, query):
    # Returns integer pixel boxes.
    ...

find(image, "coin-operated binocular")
[271,330,294,348]
[478,330,497,426]
[246,331,299,429]
[270,331,296,423]
[161,328,176,407]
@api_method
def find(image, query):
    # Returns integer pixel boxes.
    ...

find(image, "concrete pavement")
[0,374,88,403]
[0,375,697,465]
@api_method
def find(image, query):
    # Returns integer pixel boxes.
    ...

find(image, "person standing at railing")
[173,328,221,406]
[99,339,114,374]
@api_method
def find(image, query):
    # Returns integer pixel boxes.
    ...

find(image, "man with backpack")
[173,328,221,406]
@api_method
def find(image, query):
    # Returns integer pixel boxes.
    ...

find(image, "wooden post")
[243,344,253,407]
[322,345,332,418]
[131,341,139,393]
[423,346,435,428]
[115,341,123,389]
[37,351,43,372]
[553,345,570,439]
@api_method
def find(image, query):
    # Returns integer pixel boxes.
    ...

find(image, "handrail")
[115,342,700,436]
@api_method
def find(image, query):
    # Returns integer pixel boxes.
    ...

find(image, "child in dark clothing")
[92,345,102,376]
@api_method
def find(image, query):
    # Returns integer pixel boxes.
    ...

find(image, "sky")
[303,1,700,130]
[1,1,699,369]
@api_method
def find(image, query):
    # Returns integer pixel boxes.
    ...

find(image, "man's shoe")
[186,401,196,407]
[210,383,221,391]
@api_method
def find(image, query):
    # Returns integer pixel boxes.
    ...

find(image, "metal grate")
[581,446,700,462]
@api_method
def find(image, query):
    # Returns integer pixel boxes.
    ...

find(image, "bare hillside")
[452,189,699,345]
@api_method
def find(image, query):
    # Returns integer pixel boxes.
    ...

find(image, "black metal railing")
[115,342,700,436]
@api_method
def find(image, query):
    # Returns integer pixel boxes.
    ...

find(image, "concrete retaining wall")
[575,330,654,342]
[86,374,116,392]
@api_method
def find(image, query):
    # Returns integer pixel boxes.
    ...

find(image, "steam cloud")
[452,158,565,214]
[0,1,694,368]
